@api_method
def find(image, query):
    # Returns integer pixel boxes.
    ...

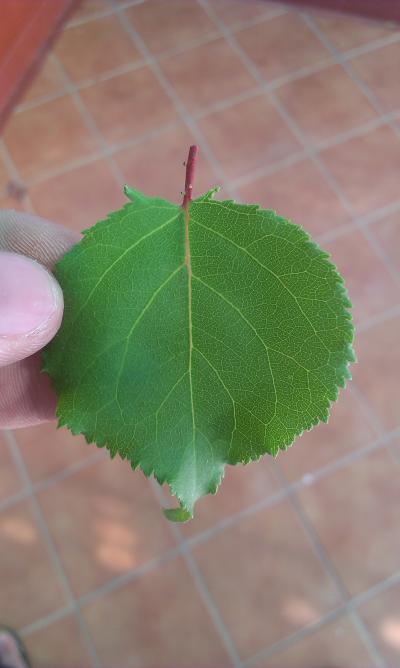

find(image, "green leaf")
[43,187,354,521]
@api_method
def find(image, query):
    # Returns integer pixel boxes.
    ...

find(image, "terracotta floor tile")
[2,5,399,657]
[321,125,400,216]
[69,0,107,22]
[199,94,300,179]
[209,0,284,28]
[0,434,22,501]
[313,12,398,51]
[370,211,400,270]
[352,318,400,432]
[29,159,125,233]
[14,423,97,483]
[235,14,330,82]
[389,438,400,464]
[0,196,30,212]
[276,64,376,144]
[160,38,257,114]
[299,449,400,596]
[324,227,399,325]
[278,389,376,484]
[114,124,218,203]
[195,500,340,659]
[55,15,142,84]
[254,615,373,667]
[350,42,400,113]
[125,0,217,55]
[358,583,400,667]
[80,67,179,146]
[83,557,232,668]
[37,457,175,597]
[238,158,349,237]
[0,154,8,193]
[181,458,280,538]
[20,55,64,104]
[0,500,66,627]
[24,615,92,668]
[3,96,98,181]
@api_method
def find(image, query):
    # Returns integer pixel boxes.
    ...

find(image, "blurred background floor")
[0,1,399,667]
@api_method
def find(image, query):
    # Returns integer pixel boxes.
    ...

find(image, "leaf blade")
[43,188,354,520]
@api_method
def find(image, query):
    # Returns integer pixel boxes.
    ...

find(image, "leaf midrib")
[185,203,196,455]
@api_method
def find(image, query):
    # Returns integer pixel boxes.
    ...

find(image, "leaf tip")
[163,505,193,523]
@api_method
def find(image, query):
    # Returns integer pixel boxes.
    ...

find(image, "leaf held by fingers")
[43,150,354,521]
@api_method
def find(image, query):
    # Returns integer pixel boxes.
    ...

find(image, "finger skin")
[0,353,57,428]
[0,210,80,428]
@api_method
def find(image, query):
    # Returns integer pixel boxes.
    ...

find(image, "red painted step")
[0,0,80,131]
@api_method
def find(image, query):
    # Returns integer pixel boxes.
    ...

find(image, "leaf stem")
[182,145,199,209]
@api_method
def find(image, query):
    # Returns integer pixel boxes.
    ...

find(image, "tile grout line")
[149,480,243,668]
[0,449,106,514]
[259,16,398,663]
[2,6,396,656]
[1,423,398,540]
[66,0,286,36]
[244,605,345,666]
[147,430,399,663]
[200,0,346,209]
[388,443,400,466]
[5,4,400,198]
[266,24,400,434]
[244,568,400,667]
[0,6,396,664]
[19,544,183,637]
[64,0,400,59]
[187,0,400,236]
[28,0,237,202]
[20,553,399,665]
[14,23,400,120]
[12,424,400,648]
[3,430,102,668]
[314,197,400,248]
[7,63,400,202]
[19,605,75,639]
[289,14,400,434]
[201,0,400,300]
[197,0,399,450]
[67,0,145,28]
[77,543,183,608]
[111,0,237,199]
[302,12,400,137]
[246,572,400,668]
[340,30,400,60]
[209,2,288,33]
[14,9,295,117]
[23,120,183,189]
[273,461,386,668]
[347,385,384,437]
[49,53,126,190]
[0,139,35,213]
[13,58,336,119]
[286,428,400,495]
[229,107,400,191]
[301,12,400,286]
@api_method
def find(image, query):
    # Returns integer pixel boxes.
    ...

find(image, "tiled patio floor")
[0,1,399,666]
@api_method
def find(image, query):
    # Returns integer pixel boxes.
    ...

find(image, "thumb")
[0,251,63,367]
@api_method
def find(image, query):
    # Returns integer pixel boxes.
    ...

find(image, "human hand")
[0,210,80,428]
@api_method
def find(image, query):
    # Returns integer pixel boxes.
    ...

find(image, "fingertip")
[0,251,64,366]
